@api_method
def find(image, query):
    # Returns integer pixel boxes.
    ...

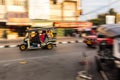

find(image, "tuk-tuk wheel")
[47,44,53,50]
[19,44,27,51]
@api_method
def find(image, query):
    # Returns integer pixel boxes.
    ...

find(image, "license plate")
[87,41,91,44]
[101,42,106,45]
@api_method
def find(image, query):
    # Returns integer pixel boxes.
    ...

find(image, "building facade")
[116,14,120,23]
[0,0,30,37]
[29,0,81,27]
[50,0,81,21]
[29,0,82,37]
[0,0,82,38]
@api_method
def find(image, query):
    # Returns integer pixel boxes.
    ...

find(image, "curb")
[0,40,82,48]
[56,40,82,44]
[0,45,19,48]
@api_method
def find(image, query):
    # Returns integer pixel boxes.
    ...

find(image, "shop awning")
[6,22,32,26]
[6,18,31,26]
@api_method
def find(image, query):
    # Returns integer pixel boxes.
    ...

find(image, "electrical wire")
[82,0,120,15]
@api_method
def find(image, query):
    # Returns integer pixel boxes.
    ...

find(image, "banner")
[54,22,93,28]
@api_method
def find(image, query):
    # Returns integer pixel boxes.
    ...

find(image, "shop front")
[6,12,31,38]
[54,21,93,37]
[30,20,93,37]
[6,18,31,37]
[0,20,7,38]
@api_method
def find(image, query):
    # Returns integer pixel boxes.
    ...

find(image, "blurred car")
[97,34,113,52]
[83,35,97,48]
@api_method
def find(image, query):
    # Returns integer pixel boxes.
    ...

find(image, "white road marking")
[0,40,83,48]
[100,71,108,80]
[9,45,18,48]
[0,52,82,64]
[0,46,5,48]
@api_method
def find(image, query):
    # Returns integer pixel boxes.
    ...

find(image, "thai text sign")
[54,22,93,28]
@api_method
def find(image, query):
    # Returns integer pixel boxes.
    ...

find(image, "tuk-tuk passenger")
[47,30,53,38]
[40,31,46,43]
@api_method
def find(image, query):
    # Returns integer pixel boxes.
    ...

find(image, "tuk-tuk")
[83,35,97,48]
[96,24,118,52]
[19,27,57,51]
[97,24,120,67]
[95,24,120,79]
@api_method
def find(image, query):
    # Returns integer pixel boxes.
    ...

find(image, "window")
[13,0,26,6]
[97,34,106,38]
[0,0,5,5]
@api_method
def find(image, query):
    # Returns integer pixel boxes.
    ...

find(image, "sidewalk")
[0,37,24,46]
[0,37,83,46]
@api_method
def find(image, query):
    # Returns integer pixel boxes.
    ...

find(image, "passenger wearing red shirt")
[40,31,45,43]
[91,29,96,35]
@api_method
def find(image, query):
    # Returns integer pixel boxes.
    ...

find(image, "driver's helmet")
[30,31,36,37]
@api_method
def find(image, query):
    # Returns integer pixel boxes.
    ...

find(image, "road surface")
[0,42,102,80]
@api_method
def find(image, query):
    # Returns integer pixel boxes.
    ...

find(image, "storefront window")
[13,0,26,6]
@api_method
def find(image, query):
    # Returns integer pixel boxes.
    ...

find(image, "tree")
[88,19,101,25]
[88,8,117,25]
[108,8,117,15]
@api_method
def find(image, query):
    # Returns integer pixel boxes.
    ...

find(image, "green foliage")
[88,8,117,25]
[108,8,117,15]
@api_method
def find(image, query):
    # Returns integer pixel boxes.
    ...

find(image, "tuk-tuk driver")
[30,31,40,45]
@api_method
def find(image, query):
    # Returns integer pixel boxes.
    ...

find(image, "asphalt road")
[0,43,103,80]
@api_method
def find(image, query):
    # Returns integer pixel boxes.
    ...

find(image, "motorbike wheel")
[46,44,53,50]
[19,44,27,51]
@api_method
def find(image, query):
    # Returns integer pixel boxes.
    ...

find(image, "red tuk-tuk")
[96,24,117,52]
[83,35,97,48]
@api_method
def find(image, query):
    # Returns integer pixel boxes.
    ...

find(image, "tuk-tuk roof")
[97,24,120,37]
[26,27,56,32]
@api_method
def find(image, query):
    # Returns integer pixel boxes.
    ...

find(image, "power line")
[82,0,120,15]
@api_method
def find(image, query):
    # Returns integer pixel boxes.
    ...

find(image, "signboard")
[54,22,93,28]
[29,0,50,19]
[7,18,31,25]
[32,22,53,27]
